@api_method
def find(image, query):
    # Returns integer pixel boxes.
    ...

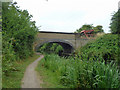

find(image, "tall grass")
[39,54,120,88]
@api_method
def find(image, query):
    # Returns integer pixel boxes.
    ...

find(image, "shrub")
[78,34,119,64]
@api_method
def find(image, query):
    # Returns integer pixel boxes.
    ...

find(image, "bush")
[77,34,119,64]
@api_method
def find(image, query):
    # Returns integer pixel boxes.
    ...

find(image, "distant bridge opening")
[35,41,74,54]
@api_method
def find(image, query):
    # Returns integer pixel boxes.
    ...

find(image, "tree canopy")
[109,9,120,34]
[75,24,104,34]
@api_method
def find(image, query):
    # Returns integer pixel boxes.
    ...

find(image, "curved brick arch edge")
[35,39,75,52]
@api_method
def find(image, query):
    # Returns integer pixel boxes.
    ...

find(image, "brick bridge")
[34,31,95,53]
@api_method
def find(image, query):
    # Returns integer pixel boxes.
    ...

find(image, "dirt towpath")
[21,55,44,88]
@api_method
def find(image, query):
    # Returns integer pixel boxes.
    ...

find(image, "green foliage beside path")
[2,54,40,88]
[37,54,120,88]
[2,2,38,75]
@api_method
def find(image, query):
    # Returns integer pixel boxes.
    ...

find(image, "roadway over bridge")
[34,31,95,53]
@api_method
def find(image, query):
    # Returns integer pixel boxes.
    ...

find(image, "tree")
[75,24,104,34]
[93,25,104,34]
[3,2,38,58]
[109,9,120,34]
[75,24,93,33]
[2,2,38,75]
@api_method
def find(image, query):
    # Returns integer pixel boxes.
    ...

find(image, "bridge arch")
[35,39,75,54]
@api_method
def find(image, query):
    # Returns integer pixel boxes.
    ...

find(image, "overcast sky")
[13,0,119,33]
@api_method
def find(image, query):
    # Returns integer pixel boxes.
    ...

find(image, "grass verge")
[36,54,120,88]
[36,57,67,88]
[2,53,40,88]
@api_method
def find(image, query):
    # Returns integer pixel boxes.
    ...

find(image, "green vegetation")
[0,32,1,86]
[75,24,104,34]
[2,54,40,88]
[2,0,120,89]
[76,34,119,64]
[37,54,120,88]
[110,9,120,34]
[2,2,38,76]
[36,56,67,88]
[2,1,39,88]
[38,43,63,55]
[0,32,1,89]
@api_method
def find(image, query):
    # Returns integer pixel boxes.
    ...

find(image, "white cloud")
[13,0,119,33]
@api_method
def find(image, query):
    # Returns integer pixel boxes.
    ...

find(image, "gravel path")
[21,55,44,88]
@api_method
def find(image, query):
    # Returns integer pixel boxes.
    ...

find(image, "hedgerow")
[2,2,38,75]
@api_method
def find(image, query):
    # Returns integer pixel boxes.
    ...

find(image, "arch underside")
[35,39,75,54]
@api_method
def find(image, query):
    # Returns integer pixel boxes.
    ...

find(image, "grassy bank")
[36,62,67,88]
[2,54,40,88]
[36,54,120,88]
[36,54,67,88]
